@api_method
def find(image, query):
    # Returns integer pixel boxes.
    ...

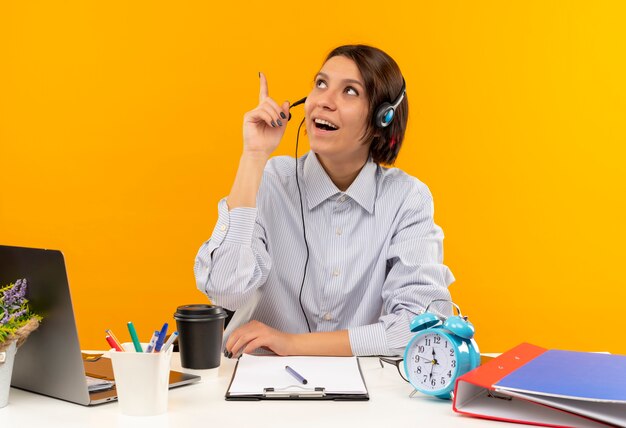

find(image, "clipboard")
[225,354,369,401]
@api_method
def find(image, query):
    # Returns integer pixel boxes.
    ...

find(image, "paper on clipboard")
[227,355,368,397]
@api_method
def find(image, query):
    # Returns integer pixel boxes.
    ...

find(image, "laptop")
[0,245,200,405]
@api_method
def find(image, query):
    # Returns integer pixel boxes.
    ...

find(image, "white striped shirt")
[194,152,454,356]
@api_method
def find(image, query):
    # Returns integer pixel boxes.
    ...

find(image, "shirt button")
[339,196,346,202]
[323,313,333,321]
[335,228,342,235]
[220,225,227,231]
[332,269,340,277]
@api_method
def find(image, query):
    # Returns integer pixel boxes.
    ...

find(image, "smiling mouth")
[314,118,339,131]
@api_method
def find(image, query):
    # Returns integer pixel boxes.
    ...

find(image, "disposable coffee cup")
[174,304,227,369]
[109,343,173,416]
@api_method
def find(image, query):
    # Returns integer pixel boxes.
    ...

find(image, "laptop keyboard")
[86,376,115,392]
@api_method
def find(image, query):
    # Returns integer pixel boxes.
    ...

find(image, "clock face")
[405,332,458,393]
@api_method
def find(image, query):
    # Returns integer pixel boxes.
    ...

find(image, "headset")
[288,79,406,128]
[287,79,406,333]
[374,79,406,128]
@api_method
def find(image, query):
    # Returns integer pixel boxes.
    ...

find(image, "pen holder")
[109,343,173,416]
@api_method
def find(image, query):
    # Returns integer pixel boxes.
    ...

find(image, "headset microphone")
[288,97,307,121]
[290,97,307,109]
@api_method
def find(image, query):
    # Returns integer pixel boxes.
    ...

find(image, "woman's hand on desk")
[225,320,295,357]
[224,321,353,357]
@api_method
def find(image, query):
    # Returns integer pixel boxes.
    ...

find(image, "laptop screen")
[0,245,199,406]
[1,246,92,405]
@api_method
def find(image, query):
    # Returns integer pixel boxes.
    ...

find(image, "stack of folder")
[453,343,626,427]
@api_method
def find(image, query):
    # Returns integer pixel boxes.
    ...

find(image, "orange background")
[2,1,625,353]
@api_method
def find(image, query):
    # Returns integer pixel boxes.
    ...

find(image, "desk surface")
[2,354,492,428]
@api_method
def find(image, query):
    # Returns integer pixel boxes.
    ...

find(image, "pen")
[105,329,123,350]
[127,321,143,352]
[285,365,308,384]
[160,331,178,353]
[145,330,160,353]
[154,322,168,352]
[105,335,123,352]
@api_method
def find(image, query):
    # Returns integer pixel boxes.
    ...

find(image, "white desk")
[2,355,491,428]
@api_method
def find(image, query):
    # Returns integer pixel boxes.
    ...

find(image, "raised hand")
[242,72,290,158]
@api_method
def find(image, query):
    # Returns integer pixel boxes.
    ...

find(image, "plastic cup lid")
[174,304,227,321]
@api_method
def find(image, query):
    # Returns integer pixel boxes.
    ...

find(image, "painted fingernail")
[223,349,228,357]
[280,112,286,119]
[227,351,233,358]
[271,121,276,127]
[277,119,283,126]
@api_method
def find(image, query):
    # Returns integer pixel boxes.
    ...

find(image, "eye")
[345,86,359,96]
[315,79,327,89]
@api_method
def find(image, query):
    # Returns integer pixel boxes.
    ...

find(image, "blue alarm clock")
[403,299,480,399]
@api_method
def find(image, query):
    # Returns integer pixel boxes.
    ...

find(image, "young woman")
[194,45,454,357]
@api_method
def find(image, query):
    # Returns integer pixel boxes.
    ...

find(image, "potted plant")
[0,278,41,408]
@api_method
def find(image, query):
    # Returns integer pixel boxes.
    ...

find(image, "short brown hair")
[325,45,408,165]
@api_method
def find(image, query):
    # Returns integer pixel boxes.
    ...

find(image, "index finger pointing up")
[259,72,269,103]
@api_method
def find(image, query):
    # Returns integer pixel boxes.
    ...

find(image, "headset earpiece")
[374,79,406,128]
[375,103,395,128]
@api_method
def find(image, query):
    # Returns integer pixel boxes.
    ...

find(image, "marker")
[105,329,123,350]
[105,335,123,352]
[127,321,143,352]
[154,322,169,352]
[145,330,160,353]
[160,331,178,353]
[285,365,308,384]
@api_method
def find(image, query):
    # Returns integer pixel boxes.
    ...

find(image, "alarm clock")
[403,299,480,399]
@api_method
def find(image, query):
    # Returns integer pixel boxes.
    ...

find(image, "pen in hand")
[285,365,308,384]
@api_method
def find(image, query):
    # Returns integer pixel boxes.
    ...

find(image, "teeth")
[314,118,338,129]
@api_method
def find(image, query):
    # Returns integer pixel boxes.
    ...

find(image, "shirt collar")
[303,152,377,214]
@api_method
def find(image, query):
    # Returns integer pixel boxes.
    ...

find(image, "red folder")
[452,343,626,428]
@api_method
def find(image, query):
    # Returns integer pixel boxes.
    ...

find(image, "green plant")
[0,279,42,345]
